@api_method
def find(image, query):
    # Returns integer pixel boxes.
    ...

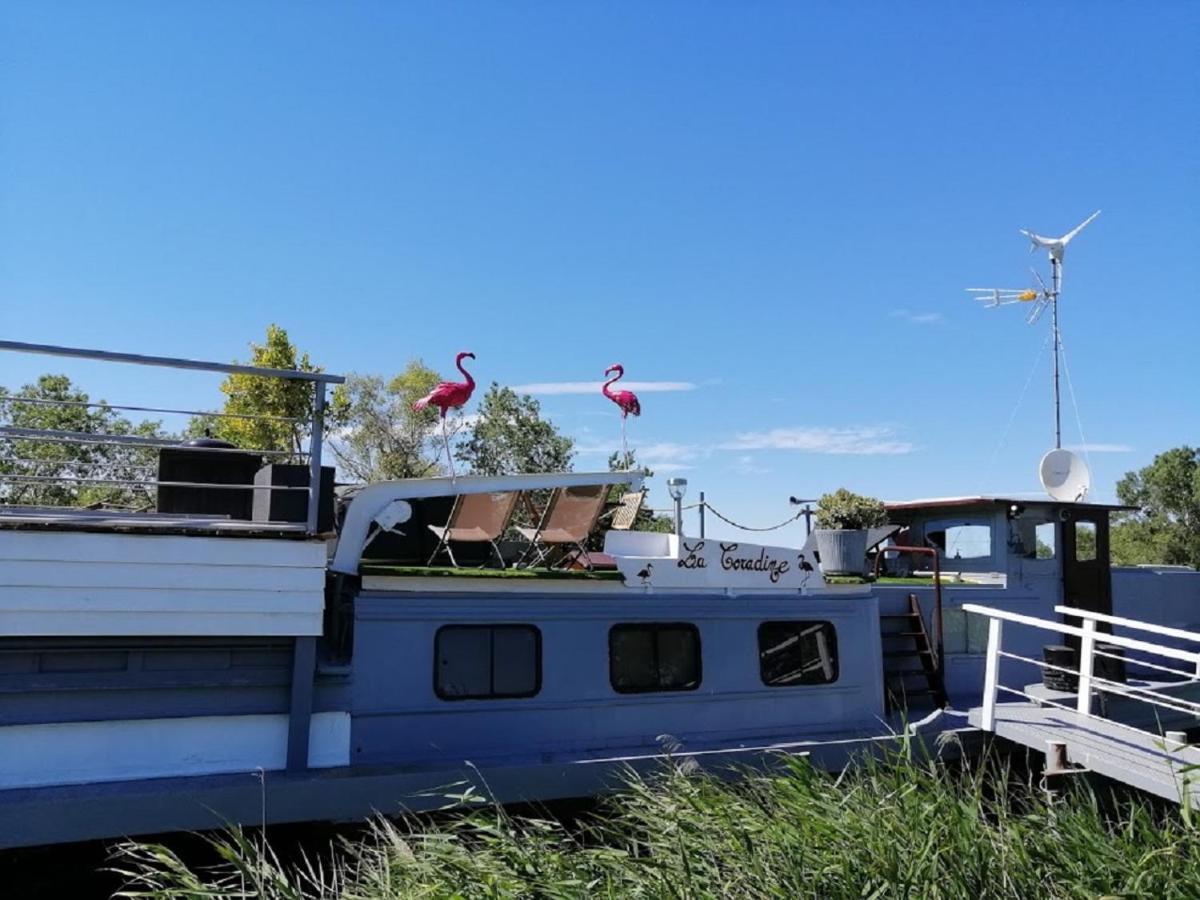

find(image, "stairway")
[880,593,947,713]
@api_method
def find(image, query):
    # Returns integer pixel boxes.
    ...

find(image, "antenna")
[967,210,1100,450]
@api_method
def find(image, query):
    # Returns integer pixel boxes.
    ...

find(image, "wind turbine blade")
[1060,209,1100,244]
[1027,299,1048,325]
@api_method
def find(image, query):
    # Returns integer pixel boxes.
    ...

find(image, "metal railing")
[965,602,1200,733]
[0,340,345,533]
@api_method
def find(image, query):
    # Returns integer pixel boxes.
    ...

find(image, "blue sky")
[2,3,1197,540]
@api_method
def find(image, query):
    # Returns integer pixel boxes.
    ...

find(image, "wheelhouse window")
[758,621,839,686]
[609,623,701,693]
[435,625,541,700]
[926,519,993,561]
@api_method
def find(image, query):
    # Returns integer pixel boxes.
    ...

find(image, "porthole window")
[435,625,541,700]
[609,623,701,693]
[758,621,839,686]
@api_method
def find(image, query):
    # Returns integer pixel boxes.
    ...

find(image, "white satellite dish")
[1039,449,1091,502]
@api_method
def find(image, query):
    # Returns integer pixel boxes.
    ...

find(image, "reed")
[111,747,1200,899]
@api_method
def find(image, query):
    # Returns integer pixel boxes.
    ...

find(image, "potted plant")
[813,488,889,576]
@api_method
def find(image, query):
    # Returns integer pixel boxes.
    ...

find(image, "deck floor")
[969,702,1200,803]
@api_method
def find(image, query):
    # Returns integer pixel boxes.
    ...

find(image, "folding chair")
[515,483,610,569]
[427,490,520,567]
[604,489,646,532]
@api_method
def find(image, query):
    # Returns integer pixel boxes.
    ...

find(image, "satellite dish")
[1039,449,1091,502]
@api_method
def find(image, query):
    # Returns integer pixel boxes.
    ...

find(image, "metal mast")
[1051,257,1062,449]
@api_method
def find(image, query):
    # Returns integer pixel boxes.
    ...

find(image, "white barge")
[1,340,1197,849]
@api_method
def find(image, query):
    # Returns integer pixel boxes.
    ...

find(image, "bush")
[815,488,889,530]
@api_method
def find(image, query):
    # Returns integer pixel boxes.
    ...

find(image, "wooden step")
[886,668,932,677]
[883,649,932,658]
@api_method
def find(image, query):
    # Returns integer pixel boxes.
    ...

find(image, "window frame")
[433,623,543,701]
[757,620,840,687]
[608,622,702,694]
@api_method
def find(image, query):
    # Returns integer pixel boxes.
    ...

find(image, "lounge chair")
[515,483,610,569]
[604,489,646,531]
[427,491,520,567]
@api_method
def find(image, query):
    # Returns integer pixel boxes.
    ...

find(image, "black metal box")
[252,463,335,531]
[157,447,263,519]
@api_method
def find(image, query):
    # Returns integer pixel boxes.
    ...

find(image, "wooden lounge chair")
[604,489,646,532]
[428,490,520,567]
[515,483,610,569]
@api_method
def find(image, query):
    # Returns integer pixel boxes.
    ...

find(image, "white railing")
[964,603,1200,732]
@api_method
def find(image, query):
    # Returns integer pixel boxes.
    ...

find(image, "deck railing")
[965,602,1200,734]
[0,340,345,533]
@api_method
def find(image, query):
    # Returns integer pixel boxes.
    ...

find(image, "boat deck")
[968,701,1200,803]
[0,508,311,538]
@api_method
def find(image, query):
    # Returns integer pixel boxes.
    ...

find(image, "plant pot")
[814,529,869,576]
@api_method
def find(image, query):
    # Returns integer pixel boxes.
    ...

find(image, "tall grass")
[112,748,1200,899]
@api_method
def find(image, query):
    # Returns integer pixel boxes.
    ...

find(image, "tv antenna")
[967,210,1100,451]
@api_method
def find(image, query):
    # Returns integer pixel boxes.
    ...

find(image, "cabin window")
[1035,521,1057,559]
[609,623,701,693]
[435,625,541,700]
[1074,521,1097,561]
[926,520,992,561]
[758,621,839,686]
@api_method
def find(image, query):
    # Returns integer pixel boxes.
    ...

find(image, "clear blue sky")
[2,3,1197,540]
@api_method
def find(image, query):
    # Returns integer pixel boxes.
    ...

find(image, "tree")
[327,361,449,482]
[1111,446,1200,569]
[0,374,169,509]
[191,325,322,455]
[458,384,574,476]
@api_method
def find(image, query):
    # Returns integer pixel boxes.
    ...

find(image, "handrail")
[962,604,1200,666]
[964,602,1200,731]
[1,340,345,533]
[1054,605,1200,645]
[0,340,345,384]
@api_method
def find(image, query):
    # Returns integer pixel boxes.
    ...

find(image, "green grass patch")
[826,575,992,587]
[112,749,1200,899]
[360,563,625,581]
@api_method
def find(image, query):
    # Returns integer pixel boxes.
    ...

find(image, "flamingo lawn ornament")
[413,351,476,479]
[602,363,641,464]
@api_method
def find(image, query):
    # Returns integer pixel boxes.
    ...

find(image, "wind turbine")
[967,210,1100,450]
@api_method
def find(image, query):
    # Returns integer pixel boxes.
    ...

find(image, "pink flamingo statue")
[413,351,476,479]
[602,363,641,464]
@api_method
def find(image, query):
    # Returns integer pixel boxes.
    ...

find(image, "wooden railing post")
[1077,617,1097,715]
[980,616,1003,731]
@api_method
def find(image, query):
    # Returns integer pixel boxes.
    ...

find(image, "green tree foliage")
[192,325,322,455]
[327,361,447,482]
[1112,446,1200,568]
[0,374,169,509]
[458,384,574,476]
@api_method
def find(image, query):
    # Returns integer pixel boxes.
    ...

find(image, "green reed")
[111,747,1200,899]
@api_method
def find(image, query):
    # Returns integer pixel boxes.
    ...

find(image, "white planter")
[814,529,869,576]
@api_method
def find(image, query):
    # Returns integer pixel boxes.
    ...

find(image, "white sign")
[607,532,826,591]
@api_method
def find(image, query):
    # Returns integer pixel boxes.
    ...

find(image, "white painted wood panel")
[0,531,327,568]
[0,712,350,789]
[2,561,320,592]
[1,610,322,636]
[0,531,326,636]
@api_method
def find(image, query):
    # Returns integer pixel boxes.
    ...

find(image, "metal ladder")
[880,592,947,712]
